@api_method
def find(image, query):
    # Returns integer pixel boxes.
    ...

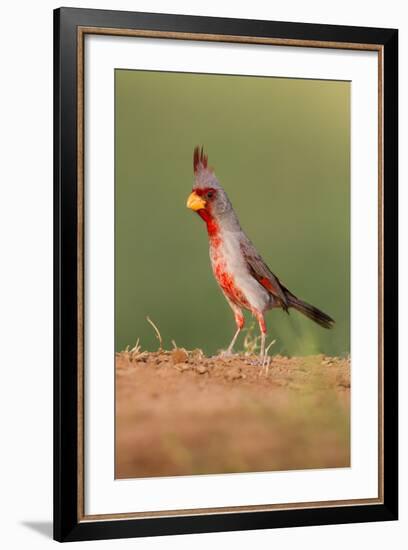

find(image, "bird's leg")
[260,332,266,365]
[255,311,267,366]
[223,307,244,356]
[226,327,241,355]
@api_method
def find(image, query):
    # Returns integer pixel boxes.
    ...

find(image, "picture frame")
[53,7,398,542]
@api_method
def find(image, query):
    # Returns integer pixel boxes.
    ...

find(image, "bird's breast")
[209,231,271,312]
[212,263,250,309]
[209,234,246,306]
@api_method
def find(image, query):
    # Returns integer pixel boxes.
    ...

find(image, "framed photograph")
[54,7,398,542]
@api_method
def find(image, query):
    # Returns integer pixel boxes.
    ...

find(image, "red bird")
[187,146,334,364]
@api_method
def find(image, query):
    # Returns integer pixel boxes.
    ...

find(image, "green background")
[115,70,350,357]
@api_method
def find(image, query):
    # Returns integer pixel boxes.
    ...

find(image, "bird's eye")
[207,191,214,199]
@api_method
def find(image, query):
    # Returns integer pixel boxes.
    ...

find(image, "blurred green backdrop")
[115,70,350,356]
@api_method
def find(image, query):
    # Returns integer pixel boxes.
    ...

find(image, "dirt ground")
[115,349,350,479]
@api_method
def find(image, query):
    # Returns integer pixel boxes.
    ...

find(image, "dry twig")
[146,316,163,351]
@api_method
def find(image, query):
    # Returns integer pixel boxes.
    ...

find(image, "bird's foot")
[218,349,236,359]
[244,354,268,368]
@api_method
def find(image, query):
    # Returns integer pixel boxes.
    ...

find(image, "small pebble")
[171,348,189,365]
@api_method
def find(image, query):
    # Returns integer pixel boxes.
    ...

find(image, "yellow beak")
[186,191,206,211]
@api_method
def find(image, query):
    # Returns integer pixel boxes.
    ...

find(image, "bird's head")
[186,147,232,225]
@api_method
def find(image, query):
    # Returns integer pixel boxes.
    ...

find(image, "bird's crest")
[193,146,221,190]
[193,146,208,174]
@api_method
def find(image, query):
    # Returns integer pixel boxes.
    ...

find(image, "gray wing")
[240,239,289,310]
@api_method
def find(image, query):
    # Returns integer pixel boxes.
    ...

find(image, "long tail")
[287,295,335,329]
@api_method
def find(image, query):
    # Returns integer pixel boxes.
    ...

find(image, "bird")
[186,146,335,364]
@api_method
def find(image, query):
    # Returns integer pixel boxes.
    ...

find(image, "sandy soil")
[115,349,350,479]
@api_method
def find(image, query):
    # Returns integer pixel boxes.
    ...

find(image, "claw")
[219,349,235,359]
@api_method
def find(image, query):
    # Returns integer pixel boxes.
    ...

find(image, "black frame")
[54,7,398,542]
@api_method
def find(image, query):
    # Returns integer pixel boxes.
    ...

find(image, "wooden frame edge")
[78,25,383,51]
